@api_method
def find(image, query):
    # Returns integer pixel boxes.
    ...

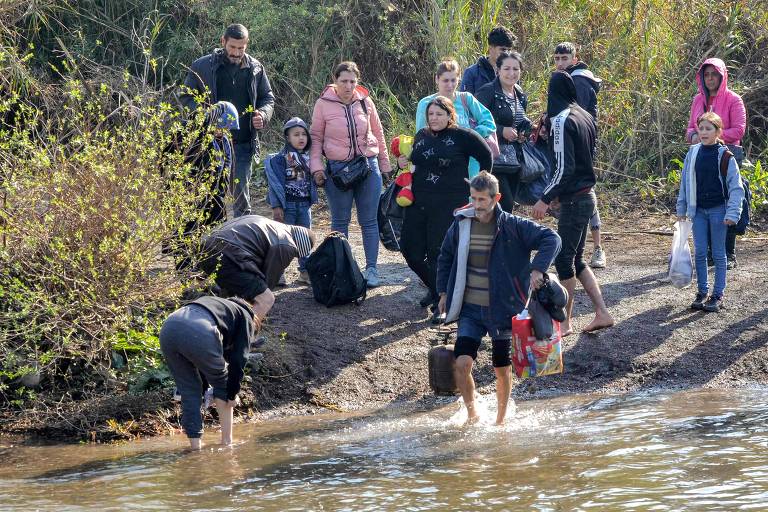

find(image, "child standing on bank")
[676,112,744,312]
[265,117,316,284]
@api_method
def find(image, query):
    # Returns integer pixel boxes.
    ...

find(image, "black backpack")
[719,150,751,235]
[305,232,367,307]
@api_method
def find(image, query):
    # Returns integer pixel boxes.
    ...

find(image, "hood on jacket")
[319,84,371,103]
[696,58,730,99]
[546,71,578,118]
[282,117,312,151]
[567,61,602,93]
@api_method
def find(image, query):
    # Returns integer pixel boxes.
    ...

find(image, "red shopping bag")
[511,309,564,378]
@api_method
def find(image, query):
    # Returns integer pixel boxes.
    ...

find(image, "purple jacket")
[686,58,746,145]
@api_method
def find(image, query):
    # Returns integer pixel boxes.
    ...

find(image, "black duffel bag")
[377,180,405,251]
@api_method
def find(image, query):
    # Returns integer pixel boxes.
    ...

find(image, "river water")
[1,388,767,510]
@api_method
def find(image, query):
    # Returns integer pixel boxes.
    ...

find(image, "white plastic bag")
[669,220,693,289]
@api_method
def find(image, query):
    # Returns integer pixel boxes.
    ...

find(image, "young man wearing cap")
[265,117,316,284]
[437,172,560,425]
[199,214,316,317]
[180,23,275,217]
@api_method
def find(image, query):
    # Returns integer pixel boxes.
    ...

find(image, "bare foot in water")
[583,312,615,333]
[464,403,480,425]
[465,414,481,425]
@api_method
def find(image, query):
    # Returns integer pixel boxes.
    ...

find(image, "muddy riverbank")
[2,202,766,443]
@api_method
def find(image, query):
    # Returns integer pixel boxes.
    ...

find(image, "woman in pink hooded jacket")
[310,61,391,287]
[686,58,746,152]
[685,57,747,269]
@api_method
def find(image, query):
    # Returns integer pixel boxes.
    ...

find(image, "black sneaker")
[703,295,724,312]
[727,255,737,270]
[690,292,708,310]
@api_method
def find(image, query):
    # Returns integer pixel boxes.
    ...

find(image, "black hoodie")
[542,72,597,204]
[566,62,602,121]
[192,296,256,401]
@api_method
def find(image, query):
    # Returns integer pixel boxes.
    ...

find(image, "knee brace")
[491,338,512,368]
[453,336,481,361]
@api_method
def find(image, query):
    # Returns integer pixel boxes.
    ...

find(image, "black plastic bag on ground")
[378,180,405,252]
[305,232,367,307]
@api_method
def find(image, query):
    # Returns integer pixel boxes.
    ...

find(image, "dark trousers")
[554,191,596,281]
[400,192,468,297]
[496,171,520,213]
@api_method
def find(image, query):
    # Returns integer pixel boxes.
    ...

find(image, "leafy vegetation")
[0,0,766,407]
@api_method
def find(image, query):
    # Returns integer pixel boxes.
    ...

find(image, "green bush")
[0,71,219,396]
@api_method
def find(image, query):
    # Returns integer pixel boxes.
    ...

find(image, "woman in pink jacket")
[685,57,747,269]
[310,61,391,287]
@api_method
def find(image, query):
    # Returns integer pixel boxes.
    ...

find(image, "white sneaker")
[590,246,606,269]
[364,267,380,288]
[296,270,311,285]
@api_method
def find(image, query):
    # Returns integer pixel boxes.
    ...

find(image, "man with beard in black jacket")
[181,23,275,218]
[532,71,614,336]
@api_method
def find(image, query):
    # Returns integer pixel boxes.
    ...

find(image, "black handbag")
[330,155,371,191]
[493,142,521,174]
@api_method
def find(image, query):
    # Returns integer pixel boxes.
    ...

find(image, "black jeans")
[493,169,520,213]
[400,192,468,297]
[554,191,596,280]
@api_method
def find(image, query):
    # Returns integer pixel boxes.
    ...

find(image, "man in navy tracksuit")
[437,172,560,425]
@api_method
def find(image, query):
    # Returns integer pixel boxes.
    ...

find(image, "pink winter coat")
[686,58,746,145]
[309,85,391,174]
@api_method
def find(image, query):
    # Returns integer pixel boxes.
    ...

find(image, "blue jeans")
[284,200,312,271]
[693,204,727,297]
[232,142,254,217]
[324,156,382,270]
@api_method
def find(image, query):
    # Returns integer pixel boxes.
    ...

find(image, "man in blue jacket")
[460,26,516,95]
[436,172,560,425]
[180,23,275,218]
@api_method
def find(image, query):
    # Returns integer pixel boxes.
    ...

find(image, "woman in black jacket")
[398,96,493,321]
[475,51,532,212]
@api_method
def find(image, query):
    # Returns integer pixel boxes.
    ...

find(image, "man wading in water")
[436,172,560,424]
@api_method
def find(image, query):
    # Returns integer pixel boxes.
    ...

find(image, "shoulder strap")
[719,149,733,199]
[719,149,733,178]
[359,97,368,115]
